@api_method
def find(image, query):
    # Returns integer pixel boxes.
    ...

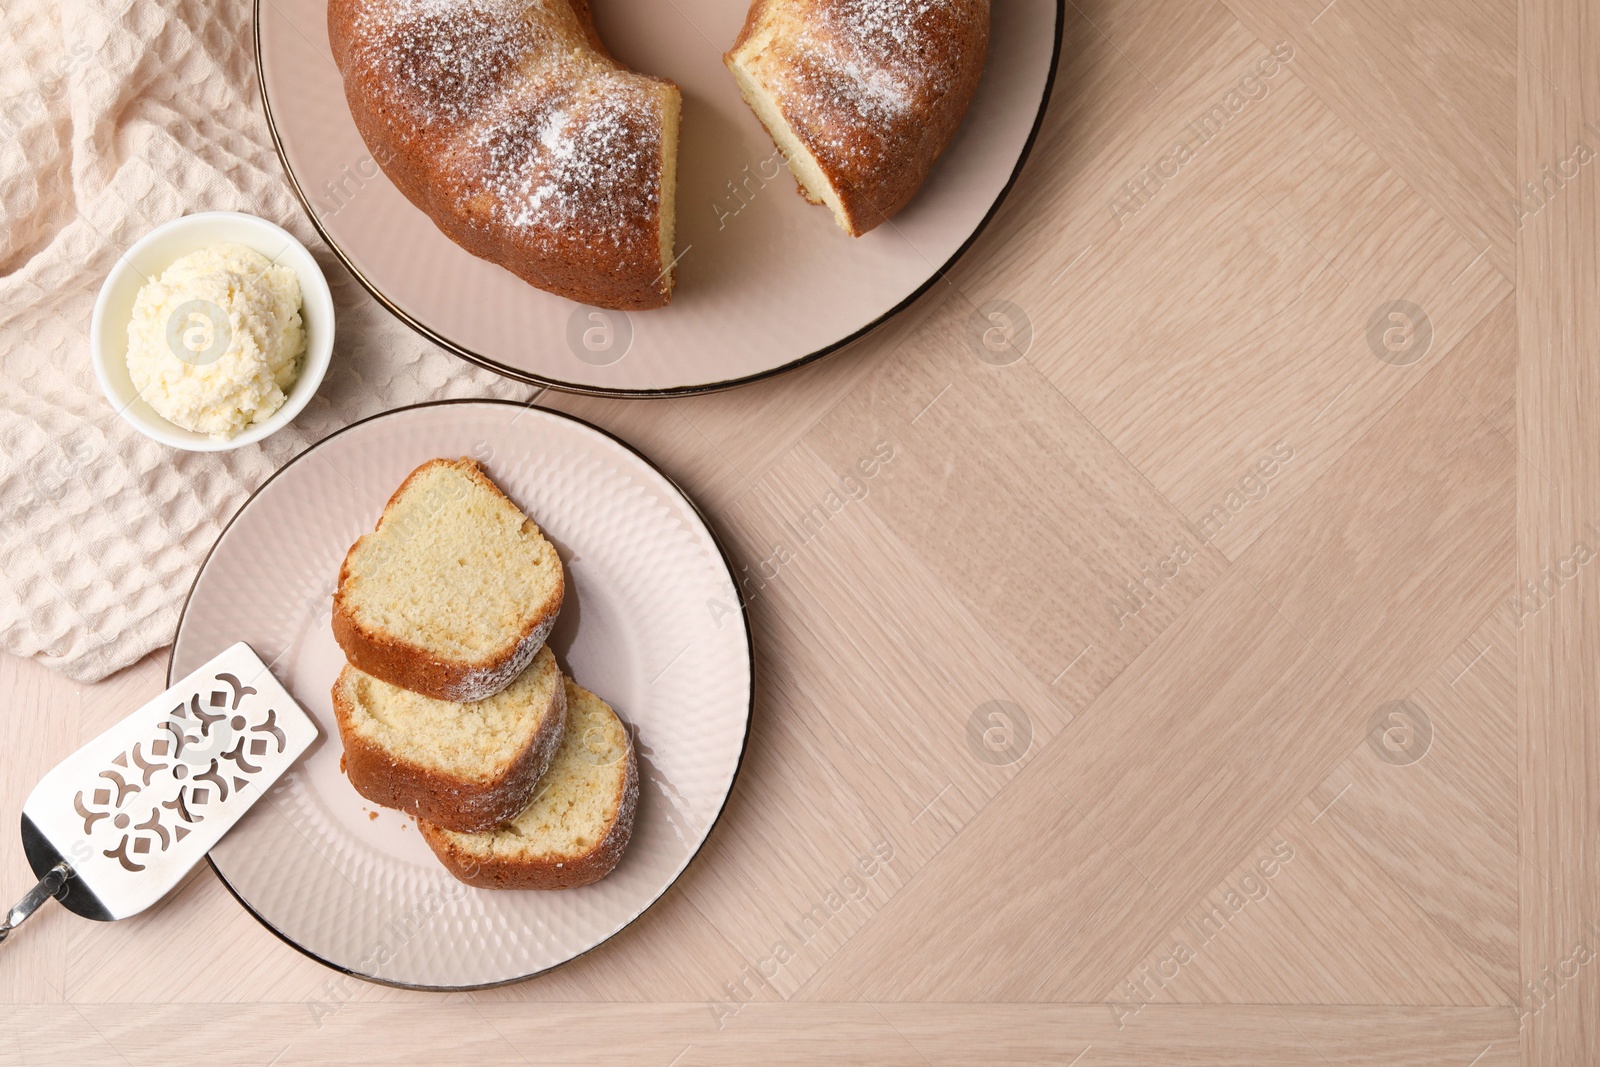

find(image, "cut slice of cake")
[724,0,992,237]
[332,457,564,702]
[725,29,854,231]
[333,645,567,832]
[420,678,638,890]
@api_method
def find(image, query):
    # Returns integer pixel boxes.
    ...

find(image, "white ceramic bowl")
[90,211,335,451]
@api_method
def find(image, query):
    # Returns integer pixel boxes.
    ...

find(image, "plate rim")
[167,397,756,990]
[253,0,1067,398]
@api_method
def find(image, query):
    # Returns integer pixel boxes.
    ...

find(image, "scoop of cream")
[126,243,306,439]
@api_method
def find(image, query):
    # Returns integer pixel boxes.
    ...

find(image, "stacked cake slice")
[329,457,636,889]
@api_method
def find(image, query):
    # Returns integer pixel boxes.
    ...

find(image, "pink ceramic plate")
[256,0,1063,395]
[170,400,752,988]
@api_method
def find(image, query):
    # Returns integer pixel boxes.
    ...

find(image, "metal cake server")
[1,642,317,941]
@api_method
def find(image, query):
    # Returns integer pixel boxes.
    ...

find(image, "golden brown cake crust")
[331,657,568,833]
[418,727,639,890]
[328,0,679,309]
[727,0,991,236]
[330,458,564,704]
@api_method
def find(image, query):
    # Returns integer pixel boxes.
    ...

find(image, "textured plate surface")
[169,401,752,988]
[256,0,1062,395]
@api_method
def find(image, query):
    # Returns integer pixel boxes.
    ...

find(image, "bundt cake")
[328,0,681,310]
[726,0,991,237]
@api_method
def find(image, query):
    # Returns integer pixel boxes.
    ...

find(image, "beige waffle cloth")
[0,0,531,680]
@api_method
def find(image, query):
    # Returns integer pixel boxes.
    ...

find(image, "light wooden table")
[6,0,1597,1063]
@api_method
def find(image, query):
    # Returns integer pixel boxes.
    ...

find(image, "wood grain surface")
[3,0,1593,1063]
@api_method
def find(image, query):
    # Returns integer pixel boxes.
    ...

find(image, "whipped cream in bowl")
[91,213,335,451]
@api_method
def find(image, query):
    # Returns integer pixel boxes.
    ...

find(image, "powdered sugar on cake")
[350,0,537,126]
[470,84,662,252]
[345,0,663,254]
[797,0,941,125]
